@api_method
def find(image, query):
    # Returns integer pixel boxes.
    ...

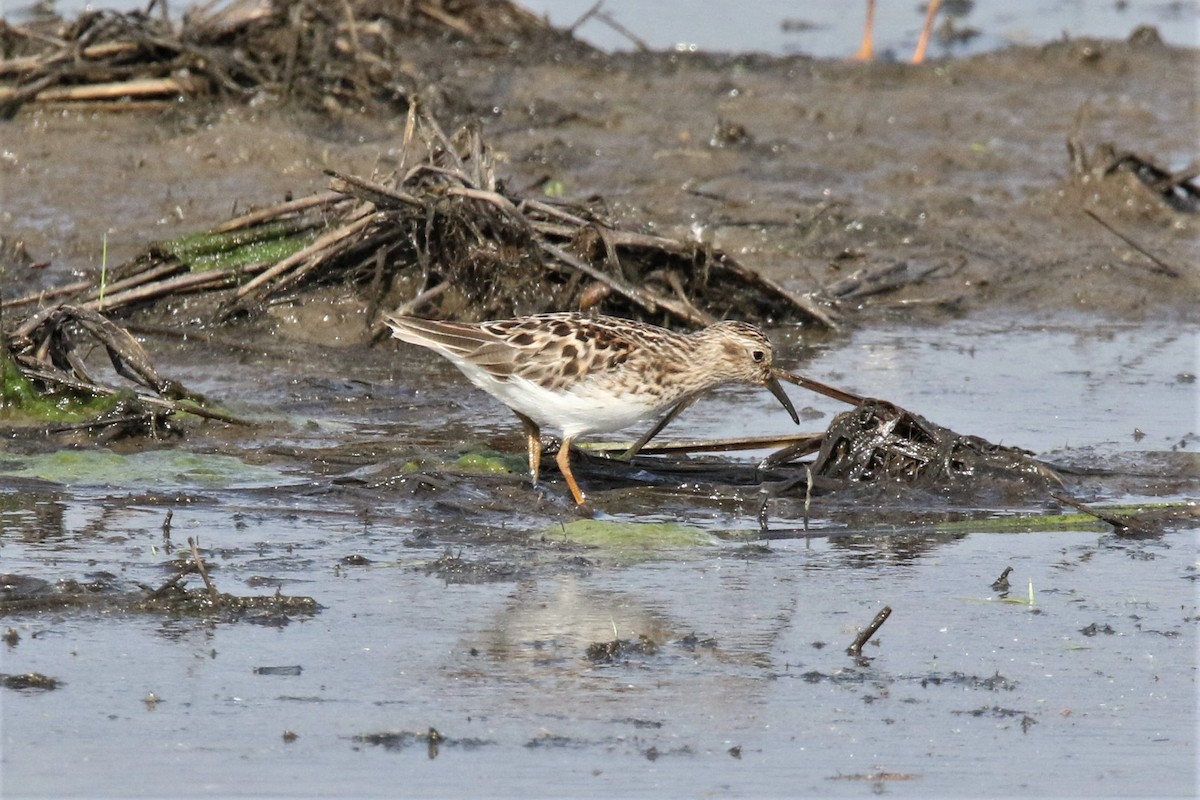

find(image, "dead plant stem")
[188,537,221,607]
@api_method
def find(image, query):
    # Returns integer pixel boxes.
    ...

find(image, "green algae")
[156,222,318,274]
[934,504,1189,534]
[0,348,122,422]
[396,449,524,476]
[453,451,521,475]
[0,449,295,489]
[550,518,717,550]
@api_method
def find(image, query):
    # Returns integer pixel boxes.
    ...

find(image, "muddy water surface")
[2,320,1196,798]
[2,495,1196,797]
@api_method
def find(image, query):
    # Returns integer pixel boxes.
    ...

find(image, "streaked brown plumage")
[384,312,799,505]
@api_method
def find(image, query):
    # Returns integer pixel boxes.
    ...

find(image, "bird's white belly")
[464,372,665,440]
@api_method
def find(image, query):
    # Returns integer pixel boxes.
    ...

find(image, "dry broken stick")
[144,560,197,600]
[233,208,378,300]
[581,431,824,458]
[774,369,865,408]
[1051,492,1161,538]
[531,219,834,328]
[188,537,221,607]
[1082,209,1182,279]
[847,605,892,657]
[536,240,712,328]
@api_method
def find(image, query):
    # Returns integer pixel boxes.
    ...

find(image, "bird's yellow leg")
[912,0,941,64]
[515,412,541,486]
[850,0,876,61]
[555,437,587,505]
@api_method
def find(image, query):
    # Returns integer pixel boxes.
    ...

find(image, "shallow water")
[33,0,1200,57]
[802,319,1198,457]
[2,320,1196,798]
[524,0,1200,57]
[3,504,1196,797]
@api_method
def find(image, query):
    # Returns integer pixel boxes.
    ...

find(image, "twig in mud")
[2,279,94,310]
[537,240,708,327]
[416,2,475,38]
[720,255,838,329]
[1081,209,1182,279]
[325,171,422,210]
[17,356,248,426]
[80,262,184,308]
[819,260,943,309]
[774,369,865,407]
[47,412,170,436]
[991,566,1012,592]
[162,509,173,538]
[581,431,823,457]
[446,186,524,221]
[188,536,221,607]
[233,211,377,300]
[758,434,824,469]
[84,265,262,314]
[567,1,603,35]
[847,606,891,657]
[757,491,771,534]
[391,279,450,317]
[9,303,251,427]
[592,9,650,52]
[521,199,592,230]
[618,397,696,459]
[144,561,196,599]
[802,463,814,533]
[562,223,835,327]
[0,76,198,104]
[1051,492,1161,537]
[210,190,346,233]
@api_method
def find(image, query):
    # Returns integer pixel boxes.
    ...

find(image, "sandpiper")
[384,312,800,505]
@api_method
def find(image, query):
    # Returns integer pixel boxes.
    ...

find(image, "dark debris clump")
[585,634,658,664]
[809,400,1062,494]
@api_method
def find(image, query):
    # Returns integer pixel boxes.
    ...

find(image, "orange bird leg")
[555,437,587,505]
[850,0,876,61]
[515,412,542,486]
[912,0,941,64]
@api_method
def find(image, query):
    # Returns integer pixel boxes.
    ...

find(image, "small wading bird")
[384,312,800,506]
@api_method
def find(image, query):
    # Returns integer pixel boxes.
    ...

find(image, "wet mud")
[1,10,1197,799]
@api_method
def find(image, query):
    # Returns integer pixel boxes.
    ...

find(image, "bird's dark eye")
[752,350,765,363]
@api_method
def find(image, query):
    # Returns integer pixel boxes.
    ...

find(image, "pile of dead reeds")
[0,0,575,116]
[3,105,835,329]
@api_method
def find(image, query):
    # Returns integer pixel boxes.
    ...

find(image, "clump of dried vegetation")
[0,0,577,116]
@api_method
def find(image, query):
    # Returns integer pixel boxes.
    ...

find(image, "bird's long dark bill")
[767,373,800,424]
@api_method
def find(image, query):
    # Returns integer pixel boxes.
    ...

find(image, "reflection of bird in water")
[851,0,944,63]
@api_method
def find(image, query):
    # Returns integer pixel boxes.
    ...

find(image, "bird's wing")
[385,313,640,390]
[486,314,639,392]
[384,315,520,378]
